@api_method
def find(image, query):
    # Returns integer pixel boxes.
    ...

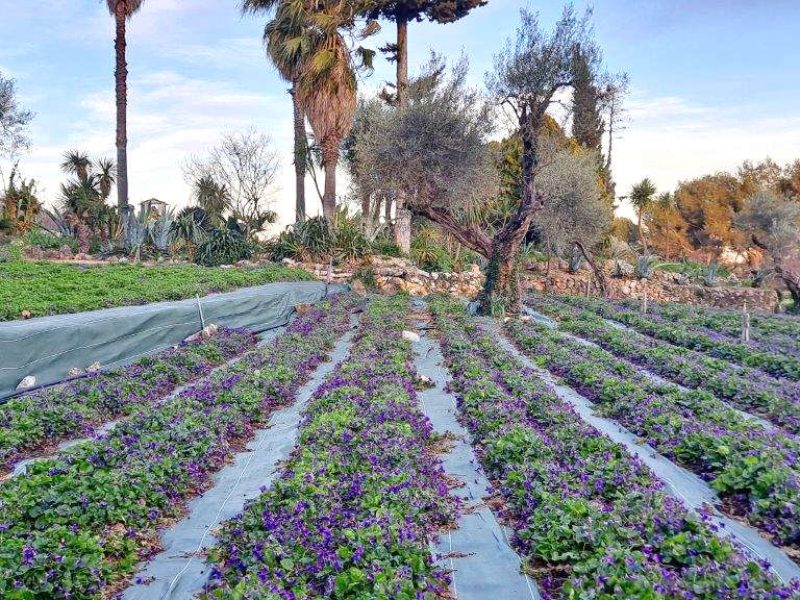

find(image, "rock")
[21,310,32,320]
[351,280,367,296]
[184,323,220,343]
[16,376,36,391]
[417,374,433,387]
[402,330,421,343]
[86,361,102,373]
[295,304,312,316]
[24,246,45,260]
[59,244,74,259]
[67,367,84,378]
[281,257,298,267]
[118,257,128,264]
[74,253,91,261]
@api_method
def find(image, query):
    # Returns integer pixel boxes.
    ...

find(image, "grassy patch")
[0,258,315,321]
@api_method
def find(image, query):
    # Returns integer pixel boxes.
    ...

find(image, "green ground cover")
[0,253,314,321]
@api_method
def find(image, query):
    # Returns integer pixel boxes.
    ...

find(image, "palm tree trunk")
[114,1,129,212]
[291,83,306,222]
[638,207,648,254]
[322,156,337,222]
[391,16,413,254]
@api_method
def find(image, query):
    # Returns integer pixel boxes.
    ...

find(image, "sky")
[1,0,799,225]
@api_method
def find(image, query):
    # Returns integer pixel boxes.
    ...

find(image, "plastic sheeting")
[0,281,343,399]
[410,309,541,599]
[485,319,800,584]
[121,316,358,600]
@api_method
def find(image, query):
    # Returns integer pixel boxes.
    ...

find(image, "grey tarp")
[0,281,342,399]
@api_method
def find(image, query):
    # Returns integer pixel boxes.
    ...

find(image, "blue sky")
[1,0,799,224]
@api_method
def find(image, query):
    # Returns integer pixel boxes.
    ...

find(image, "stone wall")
[285,257,484,299]
[524,271,780,312]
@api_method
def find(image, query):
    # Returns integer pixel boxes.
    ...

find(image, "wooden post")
[641,291,648,315]
[742,301,751,342]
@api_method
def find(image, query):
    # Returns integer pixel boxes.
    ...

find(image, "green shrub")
[195,228,254,267]
[23,230,78,252]
[268,214,368,263]
[369,236,401,258]
[411,227,453,272]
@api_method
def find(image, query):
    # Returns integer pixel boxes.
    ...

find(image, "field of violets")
[1,290,800,599]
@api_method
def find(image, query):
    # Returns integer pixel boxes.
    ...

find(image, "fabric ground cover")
[527,294,800,435]
[617,299,800,358]
[0,294,355,599]
[0,259,315,321]
[0,328,257,477]
[558,295,800,382]
[505,317,800,557]
[204,295,458,599]
[428,297,798,599]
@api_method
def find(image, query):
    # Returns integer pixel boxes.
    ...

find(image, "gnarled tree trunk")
[114,1,129,212]
[477,110,543,314]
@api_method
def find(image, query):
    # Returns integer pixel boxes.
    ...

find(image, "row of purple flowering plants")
[429,296,800,598]
[615,297,800,358]
[204,294,458,599]
[0,326,258,477]
[556,294,800,382]
[0,294,356,598]
[527,294,800,435]
[504,314,800,559]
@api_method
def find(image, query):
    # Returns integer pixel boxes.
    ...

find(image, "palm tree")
[629,177,657,254]
[243,0,315,223]
[60,150,92,182]
[105,0,145,213]
[300,27,358,221]
[193,176,229,227]
[96,158,117,201]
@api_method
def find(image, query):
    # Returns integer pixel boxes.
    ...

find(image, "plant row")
[0,294,355,599]
[505,317,800,556]
[204,295,457,599]
[618,298,800,356]
[527,294,800,435]
[0,328,258,477]
[558,294,800,382]
[428,297,797,598]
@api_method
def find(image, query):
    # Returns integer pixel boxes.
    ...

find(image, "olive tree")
[735,191,800,306]
[484,5,602,312]
[353,56,498,258]
[536,138,612,292]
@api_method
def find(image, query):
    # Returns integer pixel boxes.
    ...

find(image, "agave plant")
[120,207,149,258]
[148,209,174,254]
[635,254,656,279]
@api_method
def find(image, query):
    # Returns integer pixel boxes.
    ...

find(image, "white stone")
[402,330,421,343]
[86,361,102,373]
[16,376,36,391]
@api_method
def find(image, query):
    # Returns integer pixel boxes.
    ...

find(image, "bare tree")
[185,129,280,239]
[483,5,602,312]
[735,191,800,307]
[0,72,34,157]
